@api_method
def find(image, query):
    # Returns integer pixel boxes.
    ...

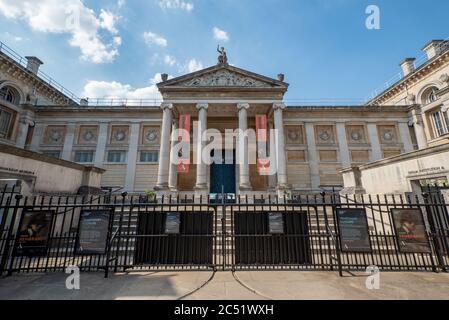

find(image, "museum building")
[0,40,449,197]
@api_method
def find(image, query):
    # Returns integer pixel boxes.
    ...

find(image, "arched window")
[0,86,20,105]
[421,86,439,105]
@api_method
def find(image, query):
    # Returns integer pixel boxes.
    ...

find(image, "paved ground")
[0,271,449,300]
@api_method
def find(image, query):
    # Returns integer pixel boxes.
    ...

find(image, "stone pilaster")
[94,122,109,167]
[367,123,382,161]
[124,123,140,191]
[61,123,76,161]
[336,122,351,168]
[398,122,414,153]
[305,123,320,189]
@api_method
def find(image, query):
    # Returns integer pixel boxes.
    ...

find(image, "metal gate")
[1,189,449,277]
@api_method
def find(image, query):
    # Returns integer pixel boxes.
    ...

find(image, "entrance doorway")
[210,150,236,198]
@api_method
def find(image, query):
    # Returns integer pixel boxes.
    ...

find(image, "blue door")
[210,150,236,196]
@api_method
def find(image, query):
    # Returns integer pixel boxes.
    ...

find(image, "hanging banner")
[177,114,191,173]
[255,114,270,175]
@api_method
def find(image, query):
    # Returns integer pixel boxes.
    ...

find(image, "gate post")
[0,195,23,276]
[422,193,446,272]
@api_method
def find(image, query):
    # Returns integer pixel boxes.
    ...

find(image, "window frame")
[106,150,127,163]
[42,150,62,159]
[74,150,95,163]
[139,151,159,163]
[0,108,13,138]
[0,86,20,105]
[430,111,446,138]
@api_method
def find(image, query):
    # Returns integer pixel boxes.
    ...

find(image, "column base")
[238,184,253,191]
[194,184,208,191]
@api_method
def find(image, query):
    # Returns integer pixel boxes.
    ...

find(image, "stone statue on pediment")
[217,45,228,65]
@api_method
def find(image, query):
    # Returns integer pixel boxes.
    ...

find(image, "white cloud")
[0,0,121,64]
[82,73,173,101]
[143,31,167,47]
[185,59,203,73]
[117,0,126,9]
[213,27,229,42]
[158,0,193,12]
[99,9,118,34]
[164,55,177,66]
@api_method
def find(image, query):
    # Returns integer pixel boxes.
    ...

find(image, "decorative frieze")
[315,125,336,145]
[110,125,129,144]
[43,125,66,145]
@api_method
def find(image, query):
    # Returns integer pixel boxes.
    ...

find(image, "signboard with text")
[75,209,113,255]
[17,210,54,257]
[336,208,372,253]
[391,209,431,254]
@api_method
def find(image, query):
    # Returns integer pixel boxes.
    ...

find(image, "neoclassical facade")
[0,40,448,195]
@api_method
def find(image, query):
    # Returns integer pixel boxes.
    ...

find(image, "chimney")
[400,58,416,77]
[161,73,169,82]
[25,56,43,75]
[80,98,89,107]
[422,40,448,60]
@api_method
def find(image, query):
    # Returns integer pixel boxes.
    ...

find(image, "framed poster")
[17,210,54,257]
[268,212,284,234]
[75,209,113,255]
[391,209,431,254]
[165,212,181,234]
[336,208,372,253]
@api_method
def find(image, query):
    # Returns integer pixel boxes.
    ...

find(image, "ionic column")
[155,103,173,190]
[169,120,178,191]
[237,103,252,190]
[273,103,288,188]
[195,103,208,190]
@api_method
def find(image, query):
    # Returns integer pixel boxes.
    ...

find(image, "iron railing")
[0,190,448,278]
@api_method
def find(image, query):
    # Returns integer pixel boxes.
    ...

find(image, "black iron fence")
[0,189,448,278]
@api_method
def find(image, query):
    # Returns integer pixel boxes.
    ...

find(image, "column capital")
[237,102,250,111]
[442,99,449,112]
[273,103,286,111]
[196,102,209,110]
[161,103,173,111]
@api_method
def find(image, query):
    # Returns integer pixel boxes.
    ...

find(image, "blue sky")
[0,0,448,104]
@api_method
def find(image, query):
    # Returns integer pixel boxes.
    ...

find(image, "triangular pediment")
[158,64,288,90]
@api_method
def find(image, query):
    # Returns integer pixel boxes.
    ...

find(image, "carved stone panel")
[346,125,367,144]
[77,126,98,145]
[110,125,130,144]
[285,126,305,145]
[315,125,336,145]
[178,70,270,87]
[141,126,160,145]
[378,125,398,144]
[43,126,66,145]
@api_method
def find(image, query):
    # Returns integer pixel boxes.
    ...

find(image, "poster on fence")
[17,210,54,257]
[336,208,372,253]
[391,209,431,254]
[75,209,113,255]
[165,212,181,234]
[268,212,285,234]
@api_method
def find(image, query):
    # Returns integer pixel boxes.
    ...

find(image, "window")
[0,86,20,104]
[107,151,127,163]
[42,151,61,159]
[444,111,449,133]
[74,151,94,163]
[0,109,12,137]
[422,87,439,105]
[431,111,445,137]
[140,151,159,163]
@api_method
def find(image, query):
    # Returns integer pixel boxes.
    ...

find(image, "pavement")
[0,270,449,300]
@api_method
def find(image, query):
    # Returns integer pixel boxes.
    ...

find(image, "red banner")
[255,114,270,175]
[177,114,191,173]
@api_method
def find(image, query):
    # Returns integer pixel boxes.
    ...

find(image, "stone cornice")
[0,142,105,173]
[359,143,449,170]
[0,52,78,106]
[367,49,449,106]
